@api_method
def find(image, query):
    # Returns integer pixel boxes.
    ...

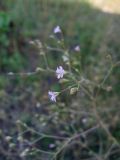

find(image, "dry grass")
[88,0,120,13]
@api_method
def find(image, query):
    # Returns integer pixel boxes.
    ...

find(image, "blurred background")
[0,0,120,160]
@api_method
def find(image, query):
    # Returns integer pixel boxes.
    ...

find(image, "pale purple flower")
[53,26,61,34]
[74,45,80,52]
[82,118,88,124]
[49,144,56,149]
[56,66,65,79]
[48,91,58,102]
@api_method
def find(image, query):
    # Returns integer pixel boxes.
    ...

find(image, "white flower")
[54,26,61,34]
[74,45,80,52]
[56,66,65,79]
[48,91,58,102]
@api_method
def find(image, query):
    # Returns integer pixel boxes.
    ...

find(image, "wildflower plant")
[29,26,119,159]
[2,25,120,160]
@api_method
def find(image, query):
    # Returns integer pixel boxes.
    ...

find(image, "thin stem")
[0,67,54,77]
[32,148,55,155]
[46,46,64,53]
[52,125,99,160]
[43,52,49,69]
[100,65,113,87]
[18,121,68,140]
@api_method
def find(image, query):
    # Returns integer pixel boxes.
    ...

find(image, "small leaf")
[59,78,69,83]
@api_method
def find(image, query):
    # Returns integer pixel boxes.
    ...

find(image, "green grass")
[6,0,120,56]
[0,0,119,94]
[1,0,119,95]
[4,0,119,85]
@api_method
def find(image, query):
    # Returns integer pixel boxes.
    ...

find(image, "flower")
[53,26,61,34]
[74,45,80,52]
[56,66,65,79]
[48,91,58,102]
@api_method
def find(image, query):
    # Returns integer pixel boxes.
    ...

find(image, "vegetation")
[0,0,120,160]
